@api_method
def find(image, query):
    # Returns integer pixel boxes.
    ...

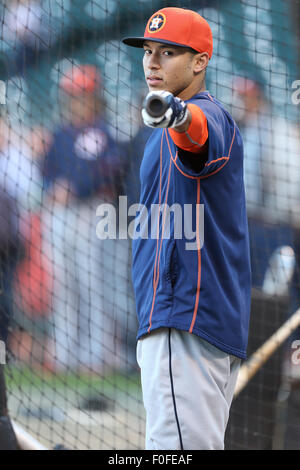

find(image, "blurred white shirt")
[2,0,45,47]
[0,136,42,211]
[264,118,300,227]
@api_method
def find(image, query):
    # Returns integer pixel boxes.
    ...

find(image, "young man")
[123,7,251,450]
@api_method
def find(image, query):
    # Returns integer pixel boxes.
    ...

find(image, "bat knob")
[143,94,169,118]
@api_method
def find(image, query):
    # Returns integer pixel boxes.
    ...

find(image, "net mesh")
[0,0,299,450]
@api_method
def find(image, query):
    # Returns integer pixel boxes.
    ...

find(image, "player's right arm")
[142,90,235,177]
[142,90,209,153]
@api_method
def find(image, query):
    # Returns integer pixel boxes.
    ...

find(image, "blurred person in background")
[0,115,22,346]
[0,115,21,451]
[0,187,20,450]
[42,64,125,374]
[267,116,300,380]
[234,77,300,381]
[0,123,49,215]
[0,186,20,351]
[0,117,53,365]
[3,125,53,367]
[2,0,51,77]
[232,77,294,290]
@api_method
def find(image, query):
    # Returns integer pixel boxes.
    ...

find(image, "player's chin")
[147,81,165,91]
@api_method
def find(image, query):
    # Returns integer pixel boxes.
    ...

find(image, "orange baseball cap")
[60,65,101,95]
[122,7,213,58]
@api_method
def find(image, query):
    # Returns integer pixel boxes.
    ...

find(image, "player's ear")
[193,52,209,75]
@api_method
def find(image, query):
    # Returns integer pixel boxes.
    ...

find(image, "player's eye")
[144,49,151,55]
[163,50,174,56]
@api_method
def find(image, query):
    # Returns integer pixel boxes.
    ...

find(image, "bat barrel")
[144,94,169,118]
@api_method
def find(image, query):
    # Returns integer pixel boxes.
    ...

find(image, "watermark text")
[0,341,5,364]
[291,340,300,365]
[0,80,6,104]
[291,80,300,105]
[96,196,204,251]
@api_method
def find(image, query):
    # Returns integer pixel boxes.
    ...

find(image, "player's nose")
[146,52,161,70]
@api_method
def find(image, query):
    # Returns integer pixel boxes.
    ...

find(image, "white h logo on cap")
[149,14,165,31]
[150,16,162,29]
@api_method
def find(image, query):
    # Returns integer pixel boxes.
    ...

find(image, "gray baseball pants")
[137,327,240,450]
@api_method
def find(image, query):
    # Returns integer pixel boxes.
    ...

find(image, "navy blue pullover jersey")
[131,92,251,359]
[43,119,121,199]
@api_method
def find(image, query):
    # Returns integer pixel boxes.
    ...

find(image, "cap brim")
[122,37,193,49]
[122,37,147,48]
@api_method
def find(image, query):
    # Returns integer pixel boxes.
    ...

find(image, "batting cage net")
[0,0,299,450]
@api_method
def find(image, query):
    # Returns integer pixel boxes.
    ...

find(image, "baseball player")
[43,65,123,373]
[123,7,251,450]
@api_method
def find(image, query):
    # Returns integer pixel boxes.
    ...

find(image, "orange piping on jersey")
[189,178,201,333]
[153,157,172,292]
[148,130,173,333]
[205,156,229,167]
[165,131,179,167]
[168,104,208,153]
[165,131,198,180]
[227,125,236,157]
[172,157,230,180]
[153,131,164,290]
[165,131,202,334]
[167,125,236,180]
[171,157,199,180]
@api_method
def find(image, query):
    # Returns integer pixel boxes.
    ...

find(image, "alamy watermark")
[291,80,300,105]
[291,340,300,365]
[95,196,204,251]
[0,80,6,105]
[0,341,5,364]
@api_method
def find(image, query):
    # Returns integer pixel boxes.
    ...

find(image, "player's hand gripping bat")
[142,90,188,129]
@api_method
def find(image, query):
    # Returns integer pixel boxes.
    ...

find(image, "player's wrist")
[172,106,191,133]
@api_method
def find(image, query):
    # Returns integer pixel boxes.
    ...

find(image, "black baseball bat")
[143,94,169,118]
